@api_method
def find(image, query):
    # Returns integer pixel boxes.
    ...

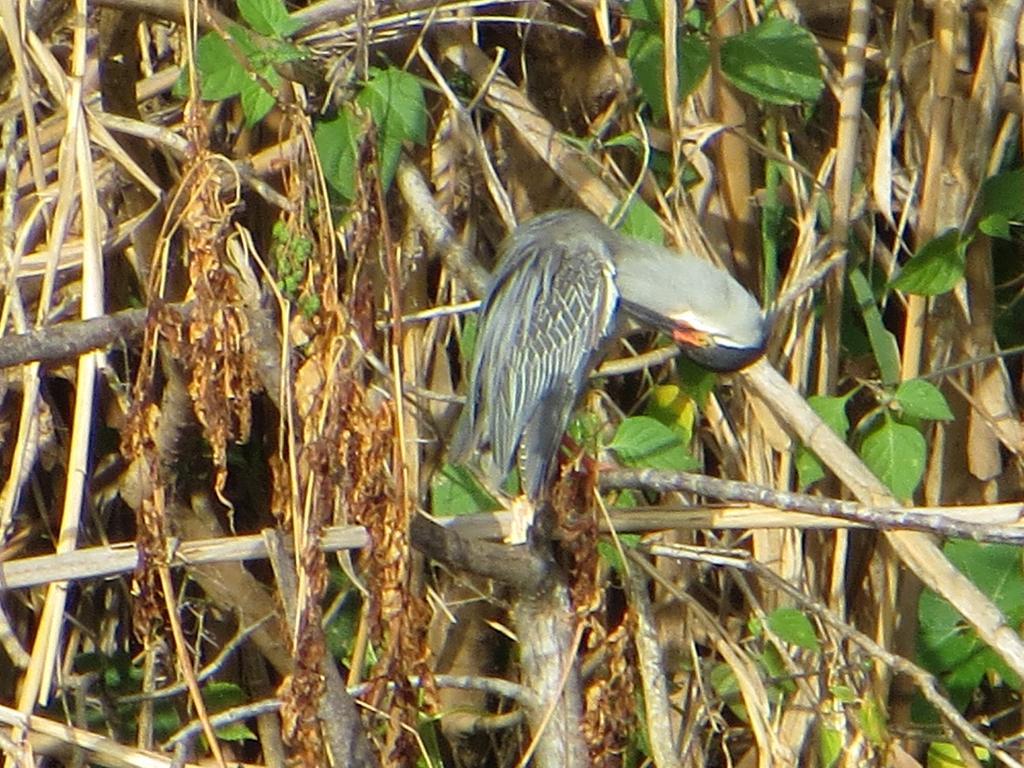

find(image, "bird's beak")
[669,316,767,372]
[671,324,711,348]
[621,299,767,371]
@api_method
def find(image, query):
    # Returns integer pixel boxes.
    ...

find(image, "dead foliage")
[1,1,1024,767]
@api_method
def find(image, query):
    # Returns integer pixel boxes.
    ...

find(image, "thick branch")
[409,514,550,592]
[0,307,147,369]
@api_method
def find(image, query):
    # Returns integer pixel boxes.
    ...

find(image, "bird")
[450,209,768,504]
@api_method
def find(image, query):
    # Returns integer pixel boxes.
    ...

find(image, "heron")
[450,209,768,504]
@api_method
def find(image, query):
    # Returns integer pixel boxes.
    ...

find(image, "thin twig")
[116,617,273,705]
[599,468,1024,545]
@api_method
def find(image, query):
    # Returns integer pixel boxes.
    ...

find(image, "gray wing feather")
[451,221,618,499]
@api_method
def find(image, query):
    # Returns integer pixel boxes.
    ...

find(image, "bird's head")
[613,238,769,372]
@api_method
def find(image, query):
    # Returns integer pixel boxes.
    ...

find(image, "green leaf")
[596,535,639,573]
[758,643,787,680]
[808,394,850,437]
[644,383,695,444]
[609,415,698,471]
[196,33,247,99]
[240,75,277,126]
[625,0,658,25]
[977,169,1024,240]
[237,0,302,37]
[720,17,824,105]
[849,268,901,386]
[927,742,991,768]
[430,463,502,516]
[919,592,989,708]
[675,357,718,406]
[819,725,843,768]
[171,66,190,98]
[891,229,966,296]
[567,411,602,453]
[459,314,479,373]
[895,379,954,421]
[357,67,427,192]
[325,586,362,661]
[829,685,856,703]
[627,25,710,120]
[262,37,307,66]
[757,645,795,699]
[203,680,247,709]
[77,650,140,690]
[195,25,290,126]
[709,663,747,722]
[603,132,644,153]
[617,198,664,244]
[761,157,785,302]
[677,35,711,100]
[858,419,925,501]
[766,607,820,651]
[979,211,1011,239]
[795,445,825,489]
[227,23,260,59]
[946,541,1024,623]
[626,29,665,116]
[747,615,763,636]
[918,541,1024,709]
[215,721,258,742]
[611,488,639,508]
[73,651,105,675]
[315,106,365,200]
[858,695,888,746]
[152,703,183,740]
[202,681,256,741]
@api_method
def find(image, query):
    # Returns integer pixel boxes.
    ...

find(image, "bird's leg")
[503,495,535,545]
[499,431,611,546]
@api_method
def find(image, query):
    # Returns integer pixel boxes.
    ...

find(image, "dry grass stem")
[2,3,1023,766]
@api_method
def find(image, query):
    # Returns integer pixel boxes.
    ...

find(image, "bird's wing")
[452,238,618,499]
